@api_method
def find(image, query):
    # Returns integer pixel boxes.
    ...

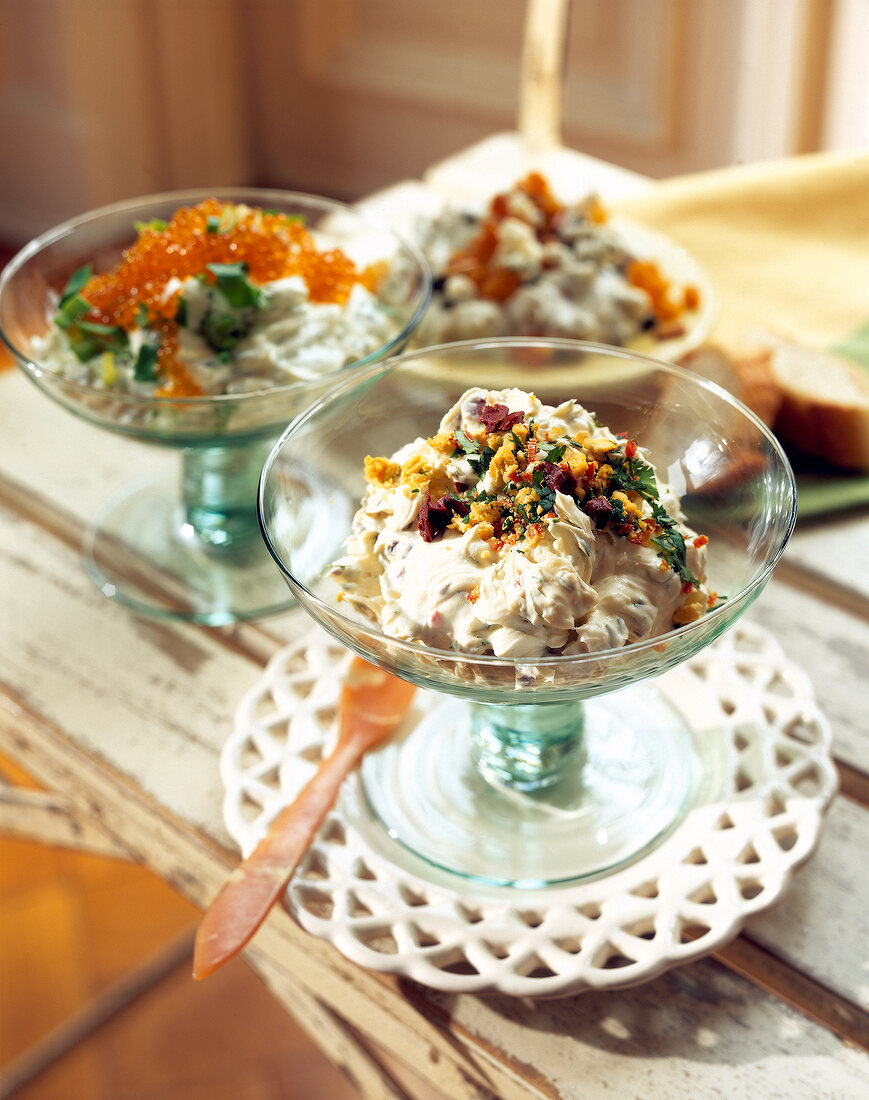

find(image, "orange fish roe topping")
[75,199,375,386]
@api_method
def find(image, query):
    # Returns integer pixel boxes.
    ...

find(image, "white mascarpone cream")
[331,388,712,659]
[34,274,396,396]
[33,201,399,398]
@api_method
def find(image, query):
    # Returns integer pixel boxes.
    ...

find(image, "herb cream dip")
[34,200,397,398]
[331,388,713,659]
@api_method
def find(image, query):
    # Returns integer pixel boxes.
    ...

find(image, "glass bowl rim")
[0,185,433,408]
[258,336,798,672]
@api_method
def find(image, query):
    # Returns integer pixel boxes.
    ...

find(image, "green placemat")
[795,471,869,519]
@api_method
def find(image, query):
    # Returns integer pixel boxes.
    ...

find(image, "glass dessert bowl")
[0,188,430,624]
[259,338,797,887]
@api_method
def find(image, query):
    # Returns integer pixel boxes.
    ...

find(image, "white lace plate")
[222,622,837,997]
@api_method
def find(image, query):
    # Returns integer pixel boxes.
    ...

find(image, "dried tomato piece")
[418,492,469,542]
[479,403,525,432]
[583,496,613,527]
[539,461,578,497]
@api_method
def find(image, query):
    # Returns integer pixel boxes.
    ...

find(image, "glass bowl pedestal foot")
[361,684,702,888]
[83,440,296,624]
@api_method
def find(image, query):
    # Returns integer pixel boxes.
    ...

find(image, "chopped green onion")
[201,310,247,353]
[66,321,128,362]
[206,261,267,309]
[134,218,168,234]
[54,293,91,331]
[133,343,160,382]
[58,265,92,307]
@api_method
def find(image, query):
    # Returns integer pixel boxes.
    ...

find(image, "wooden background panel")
[0,0,847,240]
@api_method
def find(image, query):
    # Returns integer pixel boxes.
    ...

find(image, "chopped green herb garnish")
[175,296,188,327]
[58,265,92,308]
[608,449,658,503]
[206,215,222,234]
[200,310,248,354]
[206,261,267,309]
[133,343,160,382]
[530,466,556,516]
[453,430,480,456]
[468,445,496,477]
[650,502,698,584]
[540,441,566,463]
[134,218,168,234]
[54,293,91,331]
[65,320,128,362]
[135,302,150,327]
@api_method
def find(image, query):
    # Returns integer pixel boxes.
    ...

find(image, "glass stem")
[470,699,586,792]
[180,440,272,548]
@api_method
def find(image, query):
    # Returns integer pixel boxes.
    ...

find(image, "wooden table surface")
[2,157,869,1098]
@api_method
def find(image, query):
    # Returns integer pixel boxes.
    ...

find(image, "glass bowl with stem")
[0,188,431,625]
[258,338,797,888]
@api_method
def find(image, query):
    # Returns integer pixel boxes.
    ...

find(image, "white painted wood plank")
[0,506,258,847]
[745,580,869,773]
[0,369,168,516]
[429,957,869,1100]
[789,513,869,602]
[744,794,869,1011]
[0,784,129,856]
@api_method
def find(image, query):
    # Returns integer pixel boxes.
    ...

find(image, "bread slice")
[757,337,869,471]
[678,343,783,427]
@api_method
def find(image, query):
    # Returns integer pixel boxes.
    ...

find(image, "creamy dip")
[35,200,398,398]
[413,173,698,349]
[36,274,395,396]
[331,388,712,659]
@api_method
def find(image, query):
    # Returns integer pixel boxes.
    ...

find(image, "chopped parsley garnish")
[469,445,497,477]
[607,446,659,502]
[650,502,699,584]
[540,441,566,463]
[453,429,479,455]
[530,466,556,516]
[453,430,496,476]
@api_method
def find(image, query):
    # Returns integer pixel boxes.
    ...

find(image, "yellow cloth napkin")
[614,150,869,515]
[614,149,869,354]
